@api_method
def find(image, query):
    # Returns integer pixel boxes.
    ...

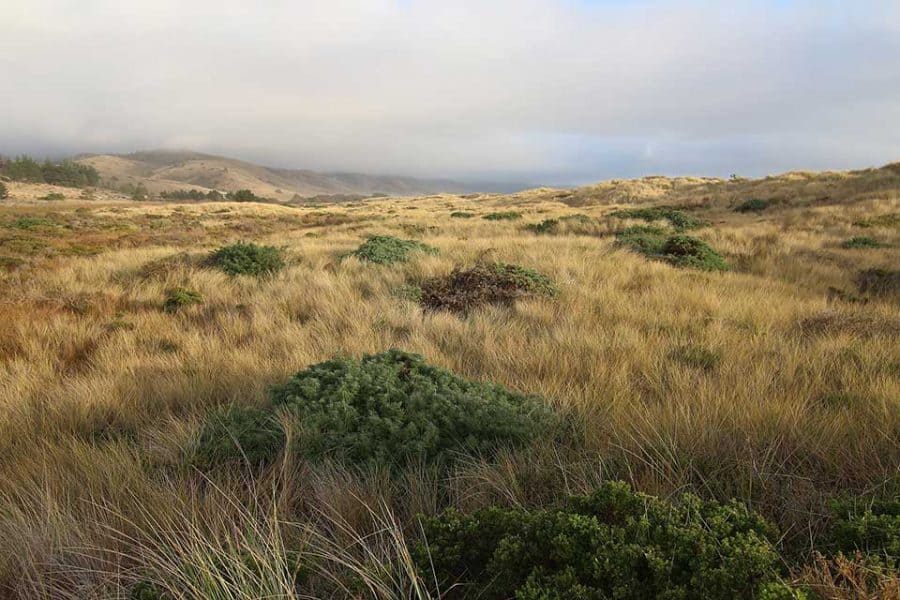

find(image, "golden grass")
[0,170,898,597]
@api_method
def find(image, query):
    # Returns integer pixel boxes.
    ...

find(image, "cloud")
[2,0,899,183]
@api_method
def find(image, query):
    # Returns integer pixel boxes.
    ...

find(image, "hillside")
[75,150,491,200]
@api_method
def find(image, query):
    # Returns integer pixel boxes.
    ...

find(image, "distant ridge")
[75,150,521,200]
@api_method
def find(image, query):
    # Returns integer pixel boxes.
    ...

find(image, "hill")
[75,150,498,200]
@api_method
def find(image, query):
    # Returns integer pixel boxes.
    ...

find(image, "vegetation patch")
[415,481,796,600]
[450,211,475,218]
[419,262,558,314]
[856,268,900,298]
[6,216,54,230]
[0,155,100,187]
[525,214,597,235]
[616,228,728,271]
[163,288,203,313]
[0,182,7,199]
[669,344,721,371]
[854,213,900,228]
[349,235,437,265]
[827,493,899,570]
[482,211,522,221]
[205,242,285,276]
[40,192,66,201]
[735,198,772,213]
[609,206,707,230]
[841,236,883,249]
[194,350,559,469]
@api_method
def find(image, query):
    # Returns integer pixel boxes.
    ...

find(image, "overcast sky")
[2,0,899,185]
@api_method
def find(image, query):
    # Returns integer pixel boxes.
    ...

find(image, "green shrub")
[526,214,598,236]
[40,192,65,201]
[7,216,53,230]
[841,236,882,249]
[856,268,900,297]
[661,235,729,271]
[615,225,668,255]
[206,242,285,276]
[735,198,772,213]
[450,211,475,218]
[131,184,149,201]
[609,206,706,230]
[827,495,899,567]
[0,182,8,199]
[349,235,437,265]
[163,288,203,312]
[416,481,796,600]
[228,189,258,202]
[483,211,521,221]
[195,350,559,469]
[420,263,558,314]
[525,218,559,234]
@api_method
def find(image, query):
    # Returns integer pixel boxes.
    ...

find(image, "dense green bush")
[163,288,203,312]
[349,235,437,265]
[615,225,668,255]
[827,495,900,565]
[450,211,475,218]
[841,236,882,249]
[159,188,224,201]
[420,263,559,314]
[735,198,772,213]
[416,481,797,599]
[195,350,559,469]
[525,215,595,235]
[206,242,285,276]
[228,189,259,202]
[609,206,706,230]
[661,235,729,271]
[483,211,522,221]
[40,192,65,201]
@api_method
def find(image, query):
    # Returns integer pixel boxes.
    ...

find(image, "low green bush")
[615,225,668,255]
[609,206,706,230]
[7,216,54,230]
[206,242,285,276]
[525,215,595,235]
[450,211,475,218]
[827,495,900,566]
[841,236,882,249]
[194,350,560,469]
[163,288,203,312]
[416,481,798,599]
[735,198,772,213]
[483,211,521,221]
[661,235,729,271]
[349,235,437,265]
[419,263,558,314]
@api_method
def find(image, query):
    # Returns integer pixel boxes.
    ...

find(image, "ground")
[0,170,897,598]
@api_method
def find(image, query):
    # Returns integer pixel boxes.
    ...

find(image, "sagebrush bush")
[163,288,203,313]
[195,350,560,469]
[205,242,285,276]
[349,235,437,265]
[735,198,772,213]
[482,211,521,221]
[419,263,558,314]
[609,206,706,230]
[841,236,883,249]
[416,481,798,599]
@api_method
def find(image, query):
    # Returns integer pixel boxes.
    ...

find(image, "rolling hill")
[75,150,498,200]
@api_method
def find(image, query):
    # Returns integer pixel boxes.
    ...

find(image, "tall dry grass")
[0,173,898,597]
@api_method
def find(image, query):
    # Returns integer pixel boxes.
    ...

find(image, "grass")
[0,174,897,598]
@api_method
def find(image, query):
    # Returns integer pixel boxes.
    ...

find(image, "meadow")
[0,166,898,599]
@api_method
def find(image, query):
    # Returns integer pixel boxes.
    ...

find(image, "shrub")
[195,350,559,469]
[525,218,560,234]
[661,235,729,271]
[131,184,149,201]
[525,215,596,235]
[827,495,900,565]
[163,288,203,312]
[7,216,53,230]
[856,268,900,298]
[194,405,285,469]
[482,211,521,221]
[450,211,475,218]
[349,235,437,265]
[615,225,668,255]
[735,198,772,213]
[416,481,797,600]
[228,189,258,202]
[206,242,285,276]
[0,182,7,199]
[609,206,706,230]
[40,192,65,201]
[419,263,558,314]
[841,236,882,249]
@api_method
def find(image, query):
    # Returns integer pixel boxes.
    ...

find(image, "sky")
[2,0,899,185]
